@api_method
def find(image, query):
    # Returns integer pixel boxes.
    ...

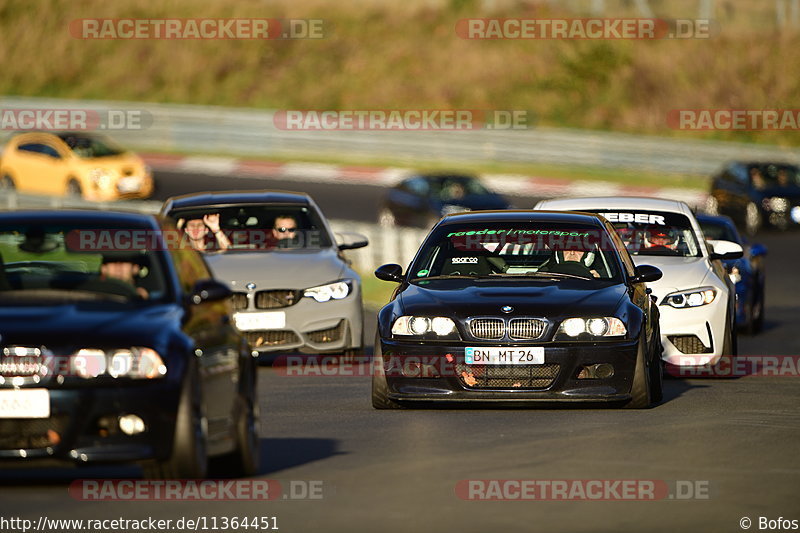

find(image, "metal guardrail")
[0,192,427,272]
[2,96,799,175]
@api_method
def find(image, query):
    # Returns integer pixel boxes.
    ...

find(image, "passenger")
[777,168,791,187]
[179,213,230,252]
[750,167,766,190]
[271,215,300,248]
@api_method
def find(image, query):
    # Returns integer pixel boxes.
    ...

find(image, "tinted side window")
[17,143,60,158]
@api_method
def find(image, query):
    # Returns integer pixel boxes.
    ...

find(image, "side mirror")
[708,239,744,260]
[750,243,768,258]
[335,232,369,250]
[630,265,662,284]
[375,263,404,283]
[189,279,232,304]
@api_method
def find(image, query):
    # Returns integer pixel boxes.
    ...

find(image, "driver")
[645,227,678,251]
[539,243,600,278]
[100,254,149,299]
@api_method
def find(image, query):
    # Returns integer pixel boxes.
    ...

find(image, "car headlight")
[441,204,471,216]
[391,316,458,338]
[763,197,789,213]
[88,168,114,188]
[71,347,166,379]
[556,317,627,339]
[661,287,717,308]
[728,266,741,284]
[303,280,352,303]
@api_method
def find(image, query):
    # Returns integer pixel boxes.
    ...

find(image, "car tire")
[745,202,761,236]
[211,393,260,478]
[648,325,664,404]
[625,337,652,409]
[371,334,403,410]
[704,195,719,215]
[713,316,737,378]
[66,179,83,199]
[0,174,15,191]
[143,364,208,479]
[378,208,396,228]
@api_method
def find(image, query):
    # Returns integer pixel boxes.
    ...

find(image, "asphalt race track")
[1,168,799,532]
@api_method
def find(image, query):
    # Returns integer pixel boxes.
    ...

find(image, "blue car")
[706,162,800,235]
[696,213,767,334]
[0,210,259,478]
[378,173,510,228]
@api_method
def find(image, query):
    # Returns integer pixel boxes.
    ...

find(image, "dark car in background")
[706,162,800,235]
[0,210,258,478]
[378,172,510,229]
[373,210,664,409]
[696,213,767,334]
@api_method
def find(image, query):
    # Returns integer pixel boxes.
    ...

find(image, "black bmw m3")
[373,210,664,409]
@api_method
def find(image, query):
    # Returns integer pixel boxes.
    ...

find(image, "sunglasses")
[275,227,297,233]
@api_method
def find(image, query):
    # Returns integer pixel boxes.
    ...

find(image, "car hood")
[630,255,713,298]
[204,248,347,290]
[398,278,626,319]
[0,303,183,352]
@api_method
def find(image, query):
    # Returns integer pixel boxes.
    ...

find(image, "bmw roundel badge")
[501,306,513,314]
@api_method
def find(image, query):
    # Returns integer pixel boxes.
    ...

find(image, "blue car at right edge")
[696,213,767,334]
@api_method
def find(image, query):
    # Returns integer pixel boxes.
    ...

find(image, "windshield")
[584,210,703,258]
[748,163,800,189]
[431,176,491,201]
[167,204,333,253]
[410,222,624,282]
[58,134,125,158]
[0,224,170,304]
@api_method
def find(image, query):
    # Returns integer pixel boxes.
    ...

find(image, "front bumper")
[377,338,640,403]
[0,381,179,465]
[235,292,363,354]
[84,175,154,202]
[657,295,728,365]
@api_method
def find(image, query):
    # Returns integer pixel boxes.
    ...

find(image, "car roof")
[0,209,161,227]
[164,190,312,211]
[535,196,692,216]
[439,209,606,227]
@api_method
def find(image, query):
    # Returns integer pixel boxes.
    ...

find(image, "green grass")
[0,0,797,147]
[358,268,395,310]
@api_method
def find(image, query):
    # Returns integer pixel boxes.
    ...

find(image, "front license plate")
[0,389,50,418]
[234,311,286,331]
[465,347,544,365]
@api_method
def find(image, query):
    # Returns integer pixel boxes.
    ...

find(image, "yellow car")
[0,132,154,201]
